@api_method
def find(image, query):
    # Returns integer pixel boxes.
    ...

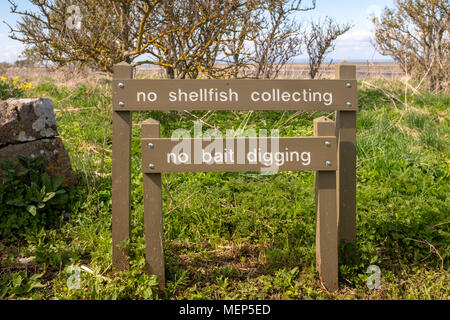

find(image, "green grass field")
[0,75,449,299]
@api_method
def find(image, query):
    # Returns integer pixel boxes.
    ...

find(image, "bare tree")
[7,0,316,79]
[148,0,260,79]
[252,0,307,79]
[372,0,449,91]
[303,17,352,79]
[150,0,314,79]
[6,0,262,77]
[7,0,171,72]
[218,1,261,79]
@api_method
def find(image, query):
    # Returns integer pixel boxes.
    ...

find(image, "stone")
[0,98,58,147]
[0,98,76,187]
[0,137,76,186]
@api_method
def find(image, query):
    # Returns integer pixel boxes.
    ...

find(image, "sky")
[0,0,395,64]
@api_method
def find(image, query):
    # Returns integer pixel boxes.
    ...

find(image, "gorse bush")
[0,156,70,243]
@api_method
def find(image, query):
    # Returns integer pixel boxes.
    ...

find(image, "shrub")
[0,156,70,243]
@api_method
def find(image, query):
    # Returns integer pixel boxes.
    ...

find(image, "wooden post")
[142,119,165,290]
[112,62,133,270]
[314,116,338,291]
[335,63,357,245]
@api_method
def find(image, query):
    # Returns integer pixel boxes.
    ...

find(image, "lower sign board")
[142,136,337,173]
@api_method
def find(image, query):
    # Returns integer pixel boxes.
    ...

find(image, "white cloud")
[0,43,25,63]
[338,30,373,42]
[334,30,375,55]
[330,29,384,60]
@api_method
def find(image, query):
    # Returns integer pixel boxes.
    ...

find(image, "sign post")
[314,116,338,291]
[335,64,357,245]
[112,62,132,271]
[111,62,358,291]
[142,119,165,290]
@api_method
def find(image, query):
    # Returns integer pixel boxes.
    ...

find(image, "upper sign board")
[113,79,357,111]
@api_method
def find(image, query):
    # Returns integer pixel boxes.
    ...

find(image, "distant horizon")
[134,59,396,67]
[2,59,397,67]
[283,58,395,63]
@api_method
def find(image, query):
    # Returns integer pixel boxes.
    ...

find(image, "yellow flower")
[0,76,6,82]
[42,93,46,97]
[12,80,17,85]
[14,76,18,81]
[22,82,33,89]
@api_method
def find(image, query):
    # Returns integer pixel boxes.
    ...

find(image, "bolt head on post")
[346,82,352,88]
[325,141,331,147]
[119,101,125,107]
[149,163,155,169]
[118,82,125,88]
[346,102,352,107]
[326,161,332,167]
[148,142,154,148]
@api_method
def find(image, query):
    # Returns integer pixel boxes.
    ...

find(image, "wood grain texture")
[141,137,337,173]
[112,79,357,111]
[335,63,357,245]
[112,62,133,270]
[314,117,338,292]
[142,119,165,290]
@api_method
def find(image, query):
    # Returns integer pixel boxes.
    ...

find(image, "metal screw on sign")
[119,101,125,107]
[326,161,332,167]
[325,141,331,147]
[148,142,154,149]
[346,82,352,88]
[118,82,125,88]
[346,102,352,107]
[149,163,155,169]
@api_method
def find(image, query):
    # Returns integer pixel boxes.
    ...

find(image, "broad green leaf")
[41,173,52,191]
[43,192,56,202]
[6,199,26,207]
[26,205,37,216]
[52,176,65,191]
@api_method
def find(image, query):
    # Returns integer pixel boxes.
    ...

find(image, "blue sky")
[0,0,394,63]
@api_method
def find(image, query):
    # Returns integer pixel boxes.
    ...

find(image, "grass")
[0,75,449,300]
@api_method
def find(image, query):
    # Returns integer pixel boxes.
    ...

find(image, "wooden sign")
[112,79,358,111]
[111,62,358,293]
[141,137,337,173]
